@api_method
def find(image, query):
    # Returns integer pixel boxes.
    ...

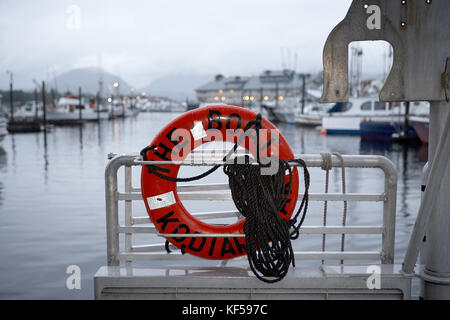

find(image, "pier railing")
[104,153,397,267]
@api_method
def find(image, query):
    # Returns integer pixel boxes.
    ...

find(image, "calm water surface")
[0,112,427,299]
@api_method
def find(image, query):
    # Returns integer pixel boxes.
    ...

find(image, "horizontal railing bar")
[117,251,381,261]
[131,243,176,253]
[178,184,230,192]
[118,192,386,202]
[132,154,392,169]
[118,226,384,236]
[132,210,240,224]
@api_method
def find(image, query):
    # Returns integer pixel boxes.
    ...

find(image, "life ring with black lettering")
[140,105,299,260]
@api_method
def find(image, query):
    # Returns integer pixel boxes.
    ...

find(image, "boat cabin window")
[374,102,386,111]
[360,102,372,111]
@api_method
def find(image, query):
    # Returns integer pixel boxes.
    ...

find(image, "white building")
[196,70,318,107]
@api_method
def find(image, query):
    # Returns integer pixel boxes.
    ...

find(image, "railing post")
[105,155,135,266]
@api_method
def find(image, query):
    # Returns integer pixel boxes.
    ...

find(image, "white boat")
[108,99,139,118]
[322,97,429,135]
[295,103,334,127]
[263,98,333,127]
[13,101,41,119]
[48,96,109,123]
[0,116,7,143]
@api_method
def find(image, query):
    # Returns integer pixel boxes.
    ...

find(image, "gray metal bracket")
[321,0,450,103]
[444,58,450,102]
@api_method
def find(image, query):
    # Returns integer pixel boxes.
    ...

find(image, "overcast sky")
[0,0,392,90]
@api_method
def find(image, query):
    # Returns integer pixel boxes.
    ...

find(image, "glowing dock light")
[107,97,112,103]
[113,82,119,88]
[221,96,226,102]
[250,96,255,101]
[264,96,269,101]
[214,96,219,101]
[279,95,284,101]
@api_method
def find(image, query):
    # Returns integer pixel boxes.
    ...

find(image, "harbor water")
[0,112,426,299]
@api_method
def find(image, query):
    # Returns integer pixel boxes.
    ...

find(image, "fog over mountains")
[0,67,213,100]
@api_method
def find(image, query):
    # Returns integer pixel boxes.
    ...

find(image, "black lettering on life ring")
[153,142,173,161]
[187,232,207,252]
[220,238,237,257]
[208,237,217,256]
[226,113,242,132]
[172,224,190,242]
[156,211,179,231]
[208,110,222,130]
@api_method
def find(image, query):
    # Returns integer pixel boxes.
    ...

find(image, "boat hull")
[360,121,418,141]
[410,117,429,145]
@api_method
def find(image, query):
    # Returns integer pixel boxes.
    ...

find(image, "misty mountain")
[139,74,214,101]
[54,67,132,95]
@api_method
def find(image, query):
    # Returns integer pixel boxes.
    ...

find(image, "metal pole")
[403,101,410,137]
[96,91,100,121]
[41,81,47,130]
[78,87,82,122]
[275,82,279,109]
[34,88,39,120]
[9,73,13,121]
[301,74,306,114]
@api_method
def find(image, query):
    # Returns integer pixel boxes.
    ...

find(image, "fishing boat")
[47,96,109,124]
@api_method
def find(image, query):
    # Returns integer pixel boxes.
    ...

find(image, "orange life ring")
[141,105,299,259]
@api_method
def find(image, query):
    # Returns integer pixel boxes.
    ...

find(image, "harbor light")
[113,82,119,88]
[218,89,223,94]
[264,96,269,101]
[214,96,219,101]
[122,99,126,105]
[279,95,284,101]
[250,96,255,101]
[221,96,226,102]
[142,92,147,96]
[107,97,112,103]
[243,96,249,101]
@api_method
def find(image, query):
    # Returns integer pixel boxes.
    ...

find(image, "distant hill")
[139,74,214,101]
[54,67,132,95]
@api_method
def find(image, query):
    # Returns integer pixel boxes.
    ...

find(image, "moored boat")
[322,98,429,135]
[409,115,429,145]
[0,116,7,143]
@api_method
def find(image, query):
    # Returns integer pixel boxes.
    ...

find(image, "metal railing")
[104,153,397,267]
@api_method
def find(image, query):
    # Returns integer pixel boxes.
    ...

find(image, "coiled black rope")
[140,114,310,283]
